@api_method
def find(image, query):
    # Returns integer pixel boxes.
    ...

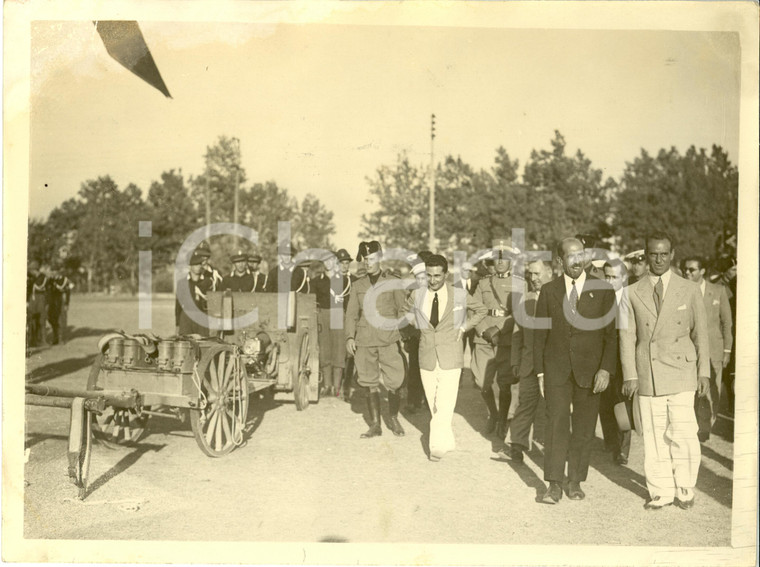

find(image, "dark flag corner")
[94,20,172,98]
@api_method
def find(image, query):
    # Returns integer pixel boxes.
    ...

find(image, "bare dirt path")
[23,296,733,546]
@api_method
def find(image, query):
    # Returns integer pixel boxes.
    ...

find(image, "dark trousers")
[510,373,544,450]
[599,375,631,458]
[695,361,722,439]
[544,374,600,483]
[405,339,424,407]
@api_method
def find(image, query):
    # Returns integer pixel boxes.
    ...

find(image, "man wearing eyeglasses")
[681,256,733,442]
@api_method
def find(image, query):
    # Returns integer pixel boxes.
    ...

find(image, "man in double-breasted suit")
[682,256,733,442]
[533,237,617,503]
[404,254,486,460]
[622,234,710,510]
[345,241,408,438]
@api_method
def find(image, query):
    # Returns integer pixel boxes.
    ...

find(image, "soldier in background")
[266,242,311,294]
[47,265,72,345]
[624,249,647,285]
[176,252,213,336]
[333,248,358,401]
[247,252,268,292]
[222,250,255,292]
[27,261,49,347]
[196,241,223,290]
[471,238,520,441]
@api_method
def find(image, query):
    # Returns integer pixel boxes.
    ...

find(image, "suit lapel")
[635,277,658,317]
[440,282,455,322]
[653,274,685,335]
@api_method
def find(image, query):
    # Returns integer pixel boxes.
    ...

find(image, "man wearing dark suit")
[598,260,633,465]
[621,233,710,510]
[498,258,554,463]
[403,254,486,460]
[682,256,733,442]
[534,237,617,503]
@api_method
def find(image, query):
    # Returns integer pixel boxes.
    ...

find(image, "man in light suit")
[682,256,733,442]
[534,237,617,503]
[403,254,486,461]
[621,232,710,510]
[345,241,408,438]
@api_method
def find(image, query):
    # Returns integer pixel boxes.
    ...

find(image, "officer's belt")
[487,308,508,317]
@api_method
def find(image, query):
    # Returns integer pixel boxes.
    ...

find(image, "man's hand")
[592,369,610,393]
[622,378,639,399]
[346,337,357,357]
[537,373,545,398]
[723,352,731,369]
[482,326,500,346]
[697,376,710,398]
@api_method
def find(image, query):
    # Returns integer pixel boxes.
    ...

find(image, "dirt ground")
[23,295,734,546]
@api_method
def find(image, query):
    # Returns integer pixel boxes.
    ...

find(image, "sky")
[29,21,741,250]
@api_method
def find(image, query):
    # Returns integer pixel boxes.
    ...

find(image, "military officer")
[247,252,268,292]
[345,241,408,438]
[196,241,223,290]
[176,252,214,335]
[47,265,72,345]
[332,248,356,399]
[624,249,647,286]
[265,243,311,294]
[471,238,521,440]
[222,250,255,292]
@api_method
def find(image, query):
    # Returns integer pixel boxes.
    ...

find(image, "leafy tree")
[360,152,431,251]
[146,169,199,269]
[613,145,738,259]
[523,131,617,246]
[190,135,246,225]
[294,193,335,251]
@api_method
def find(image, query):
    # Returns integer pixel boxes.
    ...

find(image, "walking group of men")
[26,261,73,350]
[176,230,736,510]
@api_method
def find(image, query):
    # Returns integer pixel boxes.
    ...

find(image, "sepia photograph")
[3,1,758,565]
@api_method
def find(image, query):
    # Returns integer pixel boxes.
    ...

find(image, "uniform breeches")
[355,343,406,391]
[638,391,701,501]
[471,343,514,391]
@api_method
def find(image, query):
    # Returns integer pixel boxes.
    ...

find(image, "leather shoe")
[567,481,585,500]
[540,482,562,504]
[615,453,628,465]
[644,497,673,510]
[493,445,523,463]
[675,488,695,510]
[388,416,406,437]
[429,449,445,462]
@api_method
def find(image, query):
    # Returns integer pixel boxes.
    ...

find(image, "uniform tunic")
[176,273,214,335]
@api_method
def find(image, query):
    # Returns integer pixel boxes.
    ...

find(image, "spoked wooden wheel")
[190,345,249,457]
[293,331,311,411]
[87,354,150,448]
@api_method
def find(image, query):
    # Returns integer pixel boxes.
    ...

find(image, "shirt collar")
[563,270,587,295]
[648,269,672,287]
[700,279,706,296]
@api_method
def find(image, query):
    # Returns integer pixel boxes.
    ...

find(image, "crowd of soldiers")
[26,261,73,351]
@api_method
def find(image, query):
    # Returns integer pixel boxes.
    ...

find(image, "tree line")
[361,131,738,265]
[28,131,738,293]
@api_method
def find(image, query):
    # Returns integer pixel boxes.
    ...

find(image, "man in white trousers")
[403,254,487,461]
[620,232,710,510]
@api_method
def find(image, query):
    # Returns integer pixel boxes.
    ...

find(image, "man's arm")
[532,288,549,376]
[691,285,712,387]
[465,292,487,331]
[599,288,619,376]
[719,285,733,367]
[619,287,639,398]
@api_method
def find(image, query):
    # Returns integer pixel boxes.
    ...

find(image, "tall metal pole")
[429,113,436,252]
[205,154,211,240]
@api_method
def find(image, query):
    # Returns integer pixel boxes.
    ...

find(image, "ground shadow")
[66,327,115,341]
[244,390,280,439]
[712,414,734,442]
[24,432,68,450]
[700,443,733,472]
[26,354,98,384]
[85,442,166,498]
[491,453,547,501]
[695,459,733,508]
[588,438,650,501]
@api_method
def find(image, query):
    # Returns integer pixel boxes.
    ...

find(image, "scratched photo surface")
[5,2,758,566]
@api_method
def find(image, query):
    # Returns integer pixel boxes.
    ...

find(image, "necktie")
[430,292,439,328]
[569,280,578,314]
[654,277,663,314]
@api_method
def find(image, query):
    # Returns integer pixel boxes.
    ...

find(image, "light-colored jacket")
[703,280,733,365]
[620,271,710,396]
[404,282,487,371]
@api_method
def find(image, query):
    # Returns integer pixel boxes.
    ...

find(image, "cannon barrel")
[25,384,141,409]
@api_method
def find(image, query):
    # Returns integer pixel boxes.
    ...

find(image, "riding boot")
[360,391,382,438]
[496,387,512,440]
[387,390,406,437]
[482,388,498,433]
